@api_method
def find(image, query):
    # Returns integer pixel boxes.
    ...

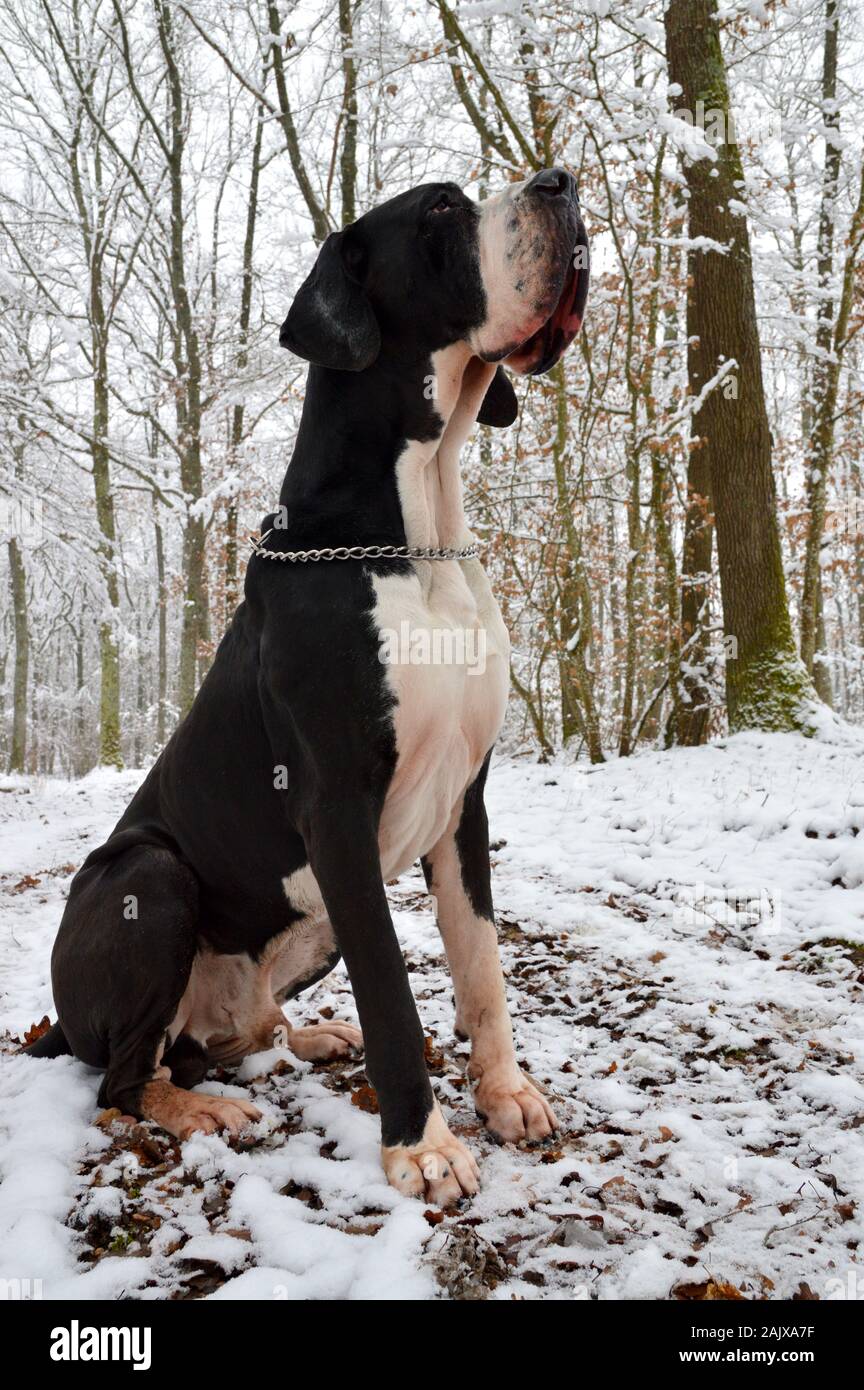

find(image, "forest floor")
[1,728,863,1301]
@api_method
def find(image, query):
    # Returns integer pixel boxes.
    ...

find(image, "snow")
[1,730,863,1300]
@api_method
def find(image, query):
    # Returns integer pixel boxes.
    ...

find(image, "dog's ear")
[477,365,518,427]
[279,231,380,372]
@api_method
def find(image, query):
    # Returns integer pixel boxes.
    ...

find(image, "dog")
[27,168,589,1206]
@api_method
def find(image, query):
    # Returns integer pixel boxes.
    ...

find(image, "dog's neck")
[278,345,495,549]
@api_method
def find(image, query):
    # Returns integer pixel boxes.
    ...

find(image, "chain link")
[249,530,479,564]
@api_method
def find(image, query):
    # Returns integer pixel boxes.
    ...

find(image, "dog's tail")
[23,1020,72,1058]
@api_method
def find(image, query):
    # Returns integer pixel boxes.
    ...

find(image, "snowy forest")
[2,0,863,775]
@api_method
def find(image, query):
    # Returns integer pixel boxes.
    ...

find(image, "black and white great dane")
[27,168,589,1206]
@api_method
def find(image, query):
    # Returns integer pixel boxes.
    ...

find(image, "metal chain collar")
[250,529,479,564]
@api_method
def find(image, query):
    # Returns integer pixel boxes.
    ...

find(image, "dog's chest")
[372,560,509,876]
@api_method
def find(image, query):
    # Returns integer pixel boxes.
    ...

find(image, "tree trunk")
[813,585,833,706]
[853,458,864,659]
[800,152,864,682]
[618,437,642,756]
[338,0,358,227]
[226,92,264,616]
[677,442,714,744]
[644,139,680,745]
[75,621,87,774]
[7,536,29,773]
[156,0,208,718]
[800,0,840,676]
[665,0,814,732]
[134,603,145,766]
[266,0,330,243]
[551,365,604,762]
[69,130,123,767]
[92,352,123,768]
[154,499,168,748]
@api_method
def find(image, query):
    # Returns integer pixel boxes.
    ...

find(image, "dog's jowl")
[27,170,589,1205]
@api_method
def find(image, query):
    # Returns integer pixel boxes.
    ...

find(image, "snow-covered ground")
[1,729,863,1301]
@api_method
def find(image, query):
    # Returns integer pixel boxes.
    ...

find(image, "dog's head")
[279,168,589,427]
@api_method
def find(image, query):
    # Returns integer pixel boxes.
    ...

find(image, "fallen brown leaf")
[95,1108,123,1131]
[351,1083,379,1114]
[600,1175,644,1208]
[674,1279,745,1301]
[22,1015,51,1046]
[10,874,41,894]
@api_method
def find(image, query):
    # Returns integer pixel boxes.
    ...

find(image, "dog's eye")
[431,196,453,214]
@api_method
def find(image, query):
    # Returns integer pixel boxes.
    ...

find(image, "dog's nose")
[526,167,575,200]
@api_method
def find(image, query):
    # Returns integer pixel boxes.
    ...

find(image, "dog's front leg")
[423,758,556,1143]
[303,798,479,1206]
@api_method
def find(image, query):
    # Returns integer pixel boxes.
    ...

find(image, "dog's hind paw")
[139,1080,261,1141]
[286,1020,362,1061]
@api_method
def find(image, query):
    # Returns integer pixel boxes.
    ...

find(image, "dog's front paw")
[382,1105,479,1207]
[473,1067,556,1142]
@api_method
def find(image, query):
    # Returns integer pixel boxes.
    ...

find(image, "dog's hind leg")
[51,843,260,1139]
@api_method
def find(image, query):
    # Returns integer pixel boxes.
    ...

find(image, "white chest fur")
[373,558,509,878]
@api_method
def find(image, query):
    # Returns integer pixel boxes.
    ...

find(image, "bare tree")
[666,0,815,732]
